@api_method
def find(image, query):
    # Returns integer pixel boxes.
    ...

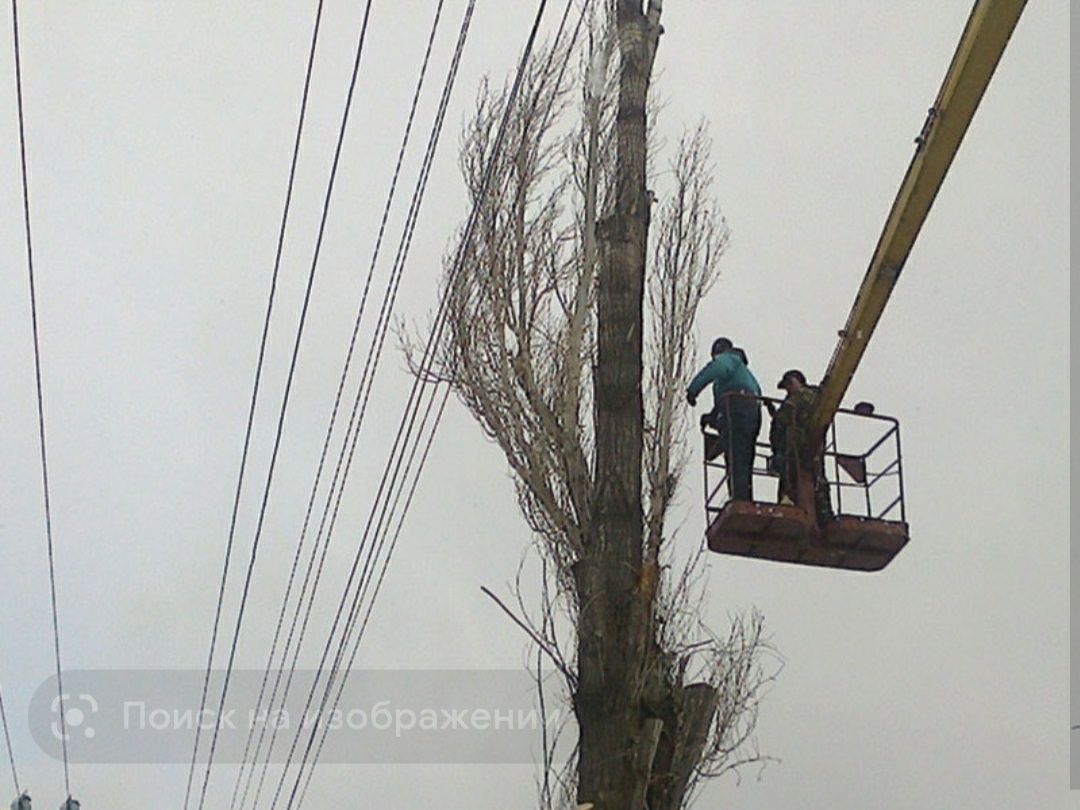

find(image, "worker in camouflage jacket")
[769,369,834,524]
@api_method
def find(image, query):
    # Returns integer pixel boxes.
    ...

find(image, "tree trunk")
[646,682,720,810]
[575,3,662,809]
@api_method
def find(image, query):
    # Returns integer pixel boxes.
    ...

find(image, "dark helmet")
[776,369,807,390]
[711,337,734,356]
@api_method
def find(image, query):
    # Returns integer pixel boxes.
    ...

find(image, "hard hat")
[776,369,807,389]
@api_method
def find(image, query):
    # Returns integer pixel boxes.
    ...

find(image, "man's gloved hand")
[686,391,697,407]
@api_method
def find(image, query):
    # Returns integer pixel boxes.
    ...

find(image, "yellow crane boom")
[811,0,1028,436]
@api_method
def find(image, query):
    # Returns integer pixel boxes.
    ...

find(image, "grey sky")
[0,1,1070,808]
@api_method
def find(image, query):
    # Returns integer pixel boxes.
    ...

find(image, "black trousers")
[707,396,762,501]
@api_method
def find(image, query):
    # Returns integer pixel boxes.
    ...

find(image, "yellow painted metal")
[811,0,1028,436]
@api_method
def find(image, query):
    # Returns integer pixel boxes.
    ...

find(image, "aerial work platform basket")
[703,396,909,572]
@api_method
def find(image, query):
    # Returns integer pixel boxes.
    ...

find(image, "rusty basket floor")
[706,501,909,572]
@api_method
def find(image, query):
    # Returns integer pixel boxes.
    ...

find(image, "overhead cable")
[291,3,590,800]
[10,0,71,796]
[181,1,328,807]
[269,1,562,805]
[0,680,19,798]
[251,3,481,806]
[193,3,382,808]
[229,3,449,807]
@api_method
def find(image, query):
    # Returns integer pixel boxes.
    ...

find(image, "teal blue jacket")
[687,351,761,407]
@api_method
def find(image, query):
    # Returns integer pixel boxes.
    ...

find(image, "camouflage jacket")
[769,385,819,460]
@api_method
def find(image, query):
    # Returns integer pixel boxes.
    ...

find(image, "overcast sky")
[0,1,1071,808]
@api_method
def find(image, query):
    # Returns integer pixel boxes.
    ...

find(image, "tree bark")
[575,2,662,809]
[646,682,720,810]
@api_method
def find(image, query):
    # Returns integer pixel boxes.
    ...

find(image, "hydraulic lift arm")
[810,0,1028,437]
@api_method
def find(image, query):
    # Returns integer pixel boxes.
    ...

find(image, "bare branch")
[482,586,577,687]
[422,8,771,809]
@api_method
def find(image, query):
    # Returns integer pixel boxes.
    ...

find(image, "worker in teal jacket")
[686,337,762,501]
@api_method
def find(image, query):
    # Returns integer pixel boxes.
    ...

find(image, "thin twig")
[481,586,576,686]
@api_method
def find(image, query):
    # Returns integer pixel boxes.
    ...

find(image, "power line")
[289,2,589,799]
[291,4,589,799]
[321,0,587,749]
[273,358,447,810]
[341,0,588,668]
[342,0,588,700]
[0,680,19,798]
[248,5,479,807]
[228,2,449,807]
[294,384,450,808]
[193,2,380,808]
[181,1,328,807]
[270,1,563,804]
[9,0,71,797]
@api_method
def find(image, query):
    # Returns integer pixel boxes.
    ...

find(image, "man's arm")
[792,389,818,431]
[770,397,793,425]
[687,355,734,400]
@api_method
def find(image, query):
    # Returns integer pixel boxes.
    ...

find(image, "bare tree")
[412,3,773,807]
